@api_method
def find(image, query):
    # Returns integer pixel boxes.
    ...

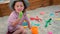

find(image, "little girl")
[8,0,31,34]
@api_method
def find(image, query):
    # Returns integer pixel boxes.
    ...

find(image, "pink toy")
[35,16,39,20]
[55,10,60,16]
[48,31,53,34]
[55,11,60,13]
[55,13,58,16]
[35,16,42,22]
[40,12,45,15]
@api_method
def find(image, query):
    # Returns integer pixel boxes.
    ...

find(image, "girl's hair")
[12,0,27,13]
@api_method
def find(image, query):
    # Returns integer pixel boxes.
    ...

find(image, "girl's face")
[14,2,24,13]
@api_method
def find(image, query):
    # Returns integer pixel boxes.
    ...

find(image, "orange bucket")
[31,26,38,34]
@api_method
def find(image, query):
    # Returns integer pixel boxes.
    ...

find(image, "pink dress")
[8,11,29,32]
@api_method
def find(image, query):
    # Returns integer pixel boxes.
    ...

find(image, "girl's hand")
[19,15,25,25]
[28,22,31,29]
[29,26,31,29]
[12,18,20,27]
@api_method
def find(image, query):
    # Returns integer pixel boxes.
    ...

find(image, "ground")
[0,5,60,34]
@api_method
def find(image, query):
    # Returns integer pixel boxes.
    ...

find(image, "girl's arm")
[8,12,21,27]
[24,12,31,29]
[11,15,25,27]
[25,16,31,29]
[11,18,20,27]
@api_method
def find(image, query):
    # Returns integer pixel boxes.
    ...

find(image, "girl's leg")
[13,29,22,34]
[13,26,24,34]
[22,30,27,34]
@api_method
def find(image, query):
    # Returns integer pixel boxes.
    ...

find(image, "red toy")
[30,17,35,20]
[30,16,42,22]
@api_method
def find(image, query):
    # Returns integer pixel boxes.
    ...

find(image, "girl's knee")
[18,26,24,30]
[17,26,24,32]
[23,30,27,34]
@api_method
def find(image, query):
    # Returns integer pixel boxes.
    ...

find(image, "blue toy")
[50,13,54,17]
[22,22,28,26]
[22,20,28,26]
[35,24,40,26]
[31,21,35,26]
[31,21,40,26]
